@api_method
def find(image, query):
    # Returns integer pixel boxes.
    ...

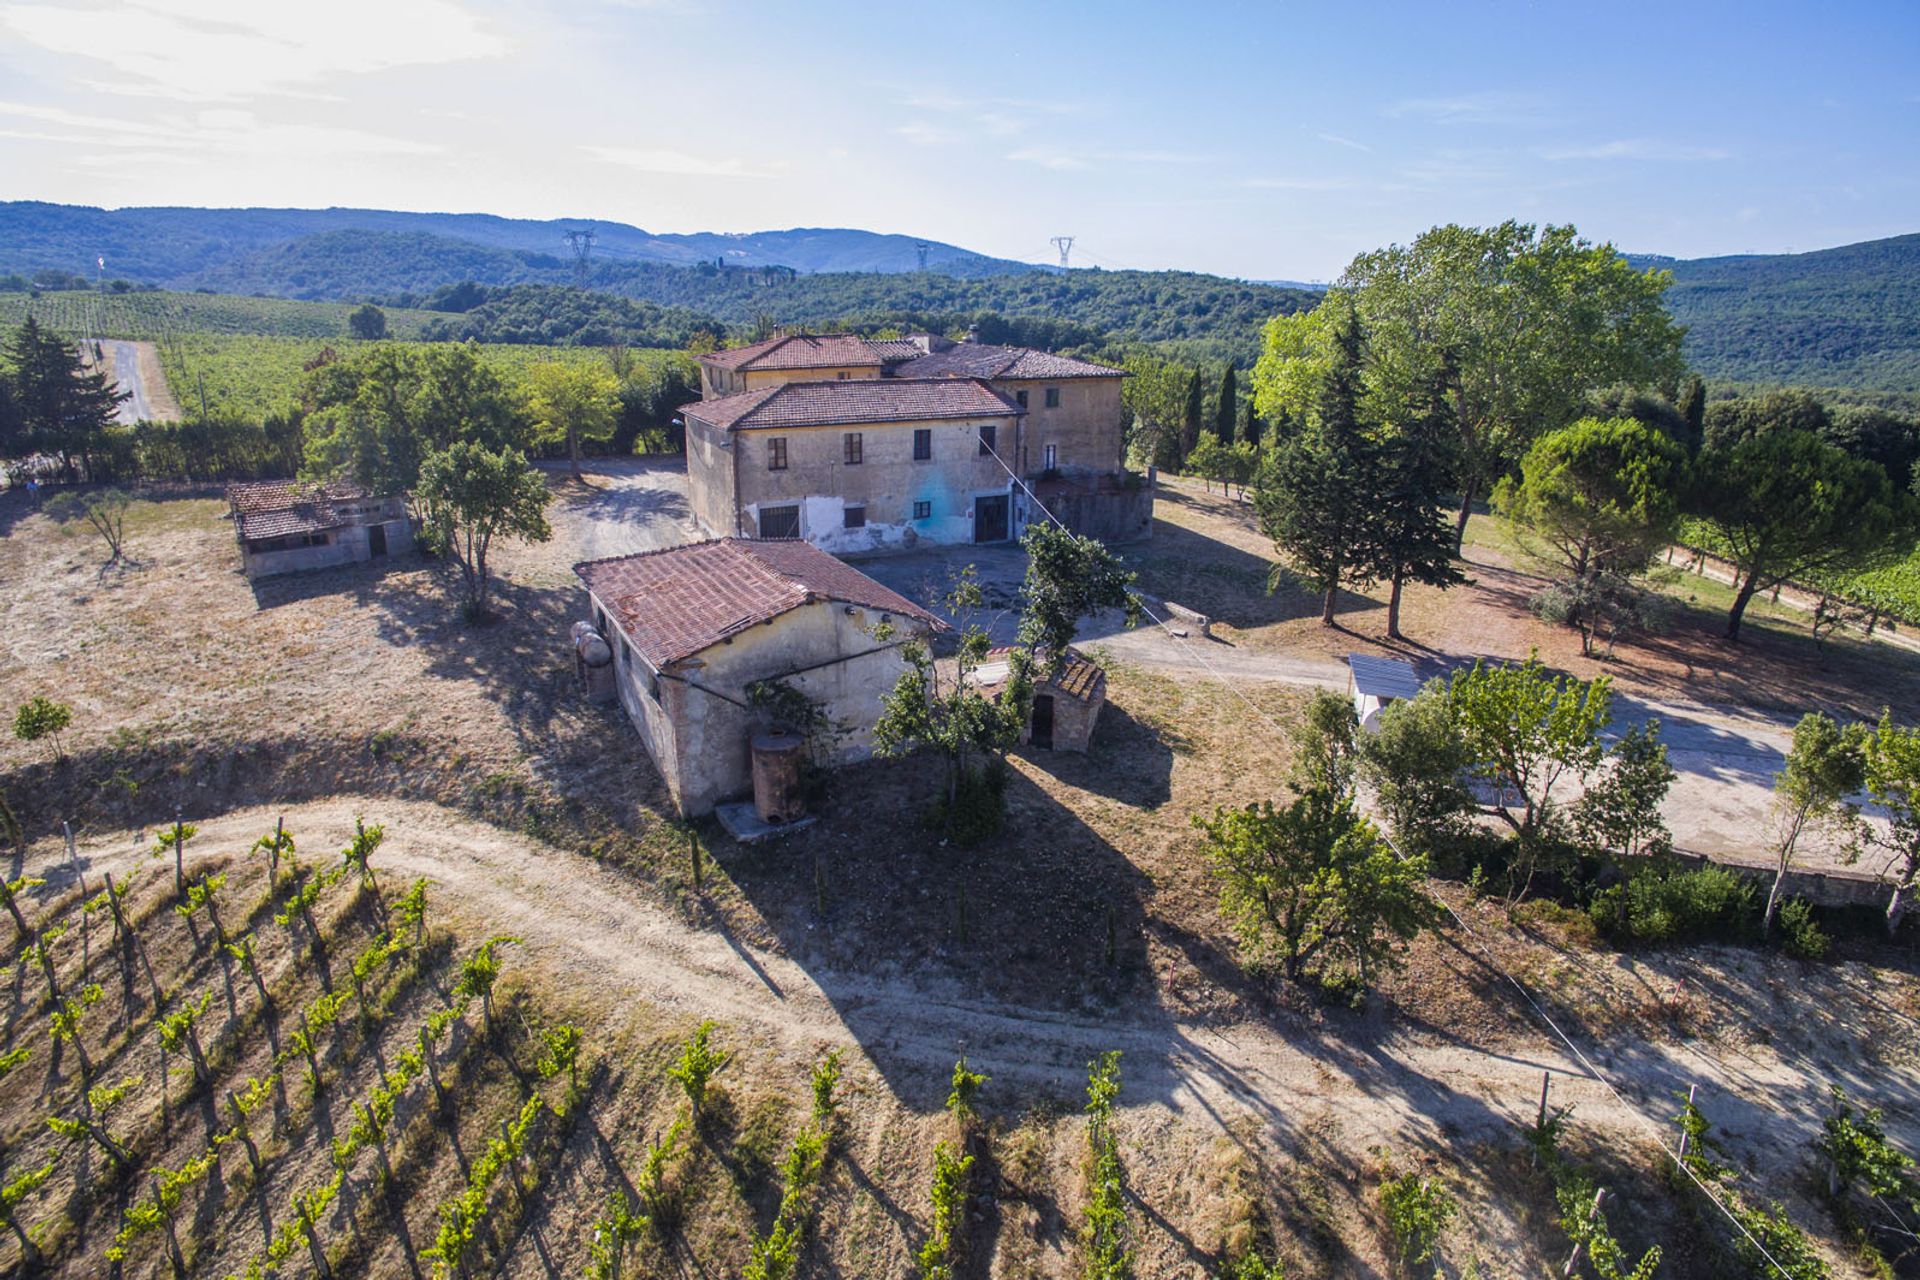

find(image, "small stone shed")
[226,480,412,579]
[574,538,947,817]
[976,646,1107,753]
[1347,652,1422,734]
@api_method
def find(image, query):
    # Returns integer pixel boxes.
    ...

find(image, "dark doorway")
[974,494,1009,543]
[1030,694,1054,750]
[368,523,388,556]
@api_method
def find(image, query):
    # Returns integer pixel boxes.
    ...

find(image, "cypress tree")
[1254,304,1377,626]
[1238,399,1260,447]
[1213,365,1237,444]
[1678,374,1706,453]
[1180,366,1204,462]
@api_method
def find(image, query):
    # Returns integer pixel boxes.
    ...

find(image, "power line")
[1050,235,1075,268]
[563,228,597,287]
[970,450,1802,1279]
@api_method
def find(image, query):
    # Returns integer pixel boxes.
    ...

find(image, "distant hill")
[1627,234,1920,392]
[0,202,1040,283]
[5,202,1918,387]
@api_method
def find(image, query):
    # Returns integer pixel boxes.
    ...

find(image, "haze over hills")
[2,202,1918,392]
[0,202,1040,283]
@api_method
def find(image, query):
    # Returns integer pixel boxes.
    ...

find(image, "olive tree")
[13,696,72,764]
[46,487,132,563]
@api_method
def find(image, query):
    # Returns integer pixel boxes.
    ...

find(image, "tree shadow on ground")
[1015,699,1175,809]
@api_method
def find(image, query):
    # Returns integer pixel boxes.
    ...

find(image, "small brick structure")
[974,647,1106,754]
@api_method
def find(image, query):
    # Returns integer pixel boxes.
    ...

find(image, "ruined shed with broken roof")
[973,646,1108,753]
[226,480,412,579]
[574,537,946,816]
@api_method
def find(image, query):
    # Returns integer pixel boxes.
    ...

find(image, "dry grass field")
[2,477,1919,1278]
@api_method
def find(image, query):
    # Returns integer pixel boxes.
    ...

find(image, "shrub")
[1587,864,1759,946]
[1378,1169,1455,1272]
[1778,898,1831,960]
[13,696,73,762]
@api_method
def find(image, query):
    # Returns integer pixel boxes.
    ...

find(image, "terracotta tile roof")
[682,378,1023,432]
[980,646,1106,702]
[866,338,929,363]
[226,479,367,541]
[697,333,885,372]
[891,343,1124,381]
[575,538,945,668]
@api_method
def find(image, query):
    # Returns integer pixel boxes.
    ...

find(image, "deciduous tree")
[526,360,619,480]
[416,441,552,620]
[1857,711,1920,935]
[1766,712,1865,934]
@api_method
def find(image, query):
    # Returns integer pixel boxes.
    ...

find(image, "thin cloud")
[0,0,510,102]
[1540,139,1732,162]
[1383,91,1547,125]
[581,144,774,177]
[0,99,440,157]
[1316,131,1372,153]
[1008,145,1214,171]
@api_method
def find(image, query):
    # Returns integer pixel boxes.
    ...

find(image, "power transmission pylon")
[563,229,596,287]
[1050,236,1074,268]
[915,242,930,271]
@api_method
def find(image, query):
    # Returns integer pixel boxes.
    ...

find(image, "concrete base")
[715,801,816,844]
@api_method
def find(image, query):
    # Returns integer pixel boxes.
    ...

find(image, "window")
[913,500,931,520]
[767,437,788,470]
[1044,443,1057,470]
[837,371,850,380]
[843,505,866,530]
[843,432,863,465]
[978,423,996,457]
[913,428,932,460]
[1044,386,1061,408]
[758,505,800,538]
[1015,389,1029,408]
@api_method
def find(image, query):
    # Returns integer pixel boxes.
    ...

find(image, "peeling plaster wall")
[589,591,931,817]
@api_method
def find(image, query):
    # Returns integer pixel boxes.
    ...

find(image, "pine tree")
[6,318,126,480]
[1678,375,1706,453]
[1213,365,1237,444]
[1180,366,1205,463]
[1254,305,1378,626]
[1364,369,1466,639]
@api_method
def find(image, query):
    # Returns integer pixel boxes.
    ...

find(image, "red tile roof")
[575,538,945,667]
[682,378,1023,432]
[892,343,1124,381]
[698,334,885,372]
[226,479,368,541]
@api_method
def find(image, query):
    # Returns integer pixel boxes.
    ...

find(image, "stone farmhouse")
[226,480,412,579]
[684,333,1153,553]
[574,537,946,817]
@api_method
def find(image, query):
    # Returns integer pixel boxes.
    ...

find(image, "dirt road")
[97,338,178,423]
[46,800,1919,1182]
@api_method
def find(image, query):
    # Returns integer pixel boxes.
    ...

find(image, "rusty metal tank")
[750,731,808,824]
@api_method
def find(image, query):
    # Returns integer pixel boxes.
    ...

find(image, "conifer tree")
[1366,369,1466,639]
[1254,304,1378,626]
[1180,366,1204,463]
[6,318,127,480]
[1213,365,1237,445]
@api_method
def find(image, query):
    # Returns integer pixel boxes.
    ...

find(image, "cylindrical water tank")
[750,731,808,825]
[570,621,612,667]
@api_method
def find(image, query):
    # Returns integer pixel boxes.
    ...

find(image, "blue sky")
[1,0,1916,279]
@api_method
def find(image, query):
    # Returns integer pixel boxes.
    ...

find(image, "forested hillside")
[0,202,1035,282]
[1636,233,1920,392]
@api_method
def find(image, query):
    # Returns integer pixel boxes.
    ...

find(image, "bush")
[1778,897,1831,960]
[1587,863,1759,946]
[1378,1169,1455,1272]
[13,696,73,763]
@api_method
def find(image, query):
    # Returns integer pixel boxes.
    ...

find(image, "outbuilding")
[1346,653,1423,733]
[574,538,947,816]
[227,480,412,579]
[975,646,1108,753]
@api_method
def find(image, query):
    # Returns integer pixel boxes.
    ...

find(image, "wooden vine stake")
[1676,1082,1697,1162]
[1563,1186,1608,1276]
[1532,1070,1551,1169]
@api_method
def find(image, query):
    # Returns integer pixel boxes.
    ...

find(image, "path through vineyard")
[57,798,1920,1190]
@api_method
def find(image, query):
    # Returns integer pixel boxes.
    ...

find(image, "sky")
[1,0,1917,281]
